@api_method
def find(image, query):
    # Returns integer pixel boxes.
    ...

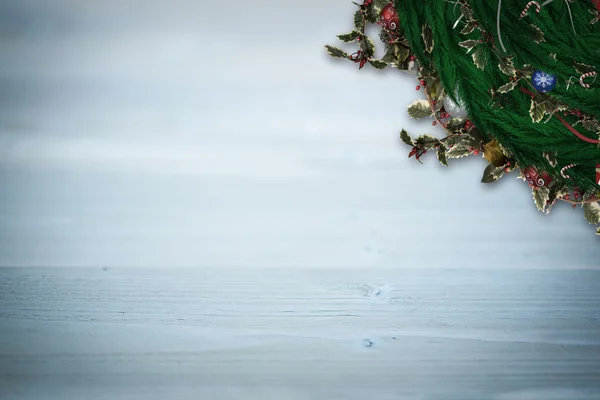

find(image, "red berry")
[420,79,426,85]
[473,150,479,155]
[416,85,421,90]
[432,121,437,126]
[410,55,415,61]
[565,194,570,200]
[504,167,510,173]
[573,204,577,209]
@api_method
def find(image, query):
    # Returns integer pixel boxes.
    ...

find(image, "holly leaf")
[446,118,467,131]
[580,118,600,132]
[407,99,431,119]
[371,0,390,13]
[543,151,557,167]
[518,64,535,78]
[446,146,472,159]
[530,24,545,44]
[597,227,600,235]
[583,202,600,225]
[533,186,550,212]
[354,10,365,30]
[458,40,479,53]
[529,99,547,123]
[545,182,567,214]
[498,57,517,77]
[415,134,440,149]
[471,45,486,70]
[591,9,600,25]
[382,43,410,64]
[460,4,474,20]
[363,36,376,57]
[496,140,513,158]
[573,61,595,75]
[399,129,414,146]
[325,45,349,59]
[421,25,434,53]
[368,59,388,69]
[337,31,360,43]
[444,133,472,147]
[437,144,448,166]
[582,190,598,203]
[481,164,505,183]
[497,81,518,94]
[460,21,477,35]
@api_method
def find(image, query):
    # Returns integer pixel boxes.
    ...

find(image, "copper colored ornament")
[380,3,399,31]
[523,166,553,187]
[483,140,508,167]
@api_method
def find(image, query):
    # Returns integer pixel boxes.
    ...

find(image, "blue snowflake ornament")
[532,70,557,93]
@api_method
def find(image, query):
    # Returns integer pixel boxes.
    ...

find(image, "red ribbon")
[518,87,599,144]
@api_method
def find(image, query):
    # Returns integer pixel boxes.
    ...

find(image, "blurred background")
[0,0,597,268]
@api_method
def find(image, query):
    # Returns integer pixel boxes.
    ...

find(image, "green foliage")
[583,202,600,224]
[327,0,600,236]
[533,187,550,211]
[407,100,431,119]
[399,129,414,146]
[393,0,600,195]
[324,45,348,58]
[481,164,505,183]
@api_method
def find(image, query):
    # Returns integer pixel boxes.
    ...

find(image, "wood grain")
[1,267,599,399]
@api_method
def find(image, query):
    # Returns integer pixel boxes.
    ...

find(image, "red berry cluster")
[563,109,584,118]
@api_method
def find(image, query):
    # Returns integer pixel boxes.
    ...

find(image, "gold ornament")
[483,139,508,167]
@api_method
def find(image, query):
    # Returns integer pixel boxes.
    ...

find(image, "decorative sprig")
[328,0,600,236]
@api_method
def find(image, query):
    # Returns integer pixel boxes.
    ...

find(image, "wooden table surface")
[1,267,599,400]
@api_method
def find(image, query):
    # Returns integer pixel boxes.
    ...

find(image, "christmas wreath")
[325,0,600,236]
